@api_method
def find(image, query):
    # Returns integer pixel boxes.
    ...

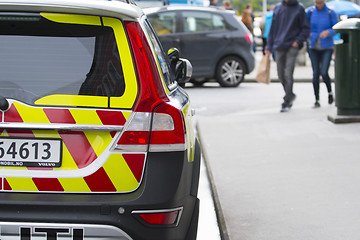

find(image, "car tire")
[190,78,207,87]
[216,56,246,87]
[178,82,186,88]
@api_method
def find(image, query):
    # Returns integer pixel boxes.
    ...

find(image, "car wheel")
[178,82,186,88]
[216,56,246,87]
[190,78,208,87]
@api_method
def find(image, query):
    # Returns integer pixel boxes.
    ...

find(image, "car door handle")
[173,38,180,43]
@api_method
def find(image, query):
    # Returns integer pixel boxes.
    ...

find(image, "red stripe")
[3,178,12,190]
[33,178,64,191]
[60,131,97,169]
[6,129,35,138]
[43,108,76,124]
[0,178,2,190]
[44,110,97,169]
[4,104,23,123]
[84,167,117,192]
[123,154,146,183]
[96,110,126,125]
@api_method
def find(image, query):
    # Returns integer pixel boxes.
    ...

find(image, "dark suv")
[145,5,255,87]
[0,0,200,239]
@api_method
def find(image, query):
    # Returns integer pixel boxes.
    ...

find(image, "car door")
[147,10,180,53]
[178,10,231,77]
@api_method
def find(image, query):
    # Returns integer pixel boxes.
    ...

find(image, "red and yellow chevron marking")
[0,101,145,193]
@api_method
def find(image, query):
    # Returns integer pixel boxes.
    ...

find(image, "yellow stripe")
[16,102,80,171]
[58,177,91,192]
[122,111,132,120]
[103,154,139,192]
[102,17,138,109]
[35,95,108,108]
[14,102,49,123]
[70,109,113,156]
[54,144,79,171]
[84,131,113,157]
[40,13,101,26]
[6,177,38,191]
[69,109,102,125]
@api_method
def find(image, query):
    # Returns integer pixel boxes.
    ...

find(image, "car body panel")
[0,1,200,239]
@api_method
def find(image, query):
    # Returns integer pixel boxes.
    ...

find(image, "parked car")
[144,5,255,87]
[0,0,201,239]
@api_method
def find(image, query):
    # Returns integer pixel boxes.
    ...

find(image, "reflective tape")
[0,101,145,193]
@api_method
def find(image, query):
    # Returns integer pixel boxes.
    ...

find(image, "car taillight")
[245,32,253,44]
[115,21,186,152]
[149,102,186,152]
[132,207,183,226]
[115,103,186,152]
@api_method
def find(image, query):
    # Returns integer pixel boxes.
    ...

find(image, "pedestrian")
[262,5,275,57]
[241,4,254,34]
[209,0,218,6]
[265,0,310,112]
[306,0,338,108]
[222,0,234,10]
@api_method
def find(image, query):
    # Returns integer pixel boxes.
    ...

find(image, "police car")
[0,0,201,239]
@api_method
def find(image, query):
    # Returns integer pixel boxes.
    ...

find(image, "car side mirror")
[168,48,192,83]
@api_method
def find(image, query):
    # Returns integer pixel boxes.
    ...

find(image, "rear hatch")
[0,12,146,193]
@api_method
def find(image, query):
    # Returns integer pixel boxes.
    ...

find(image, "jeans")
[276,47,299,103]
[308,48,333,101]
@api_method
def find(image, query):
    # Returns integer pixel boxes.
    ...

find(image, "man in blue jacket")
[265,0,310,112]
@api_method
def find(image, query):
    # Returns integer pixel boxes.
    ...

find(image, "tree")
[233,0,315,14]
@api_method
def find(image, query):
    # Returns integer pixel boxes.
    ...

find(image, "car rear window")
[0,13,125,107]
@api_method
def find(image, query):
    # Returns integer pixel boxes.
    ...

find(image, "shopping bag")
[255,55,271,84]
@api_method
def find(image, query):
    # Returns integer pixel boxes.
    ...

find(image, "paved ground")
[246,49,335,82]
[191,48,360,239]
[195,81,360,240]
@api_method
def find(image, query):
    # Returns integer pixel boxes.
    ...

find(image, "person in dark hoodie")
[265,0,310,112]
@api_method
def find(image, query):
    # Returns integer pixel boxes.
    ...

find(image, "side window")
[183,11,211,32]
[183,11,226,32]
[213,14,226,30]
[147,12,176,35]
[143,20,174,87]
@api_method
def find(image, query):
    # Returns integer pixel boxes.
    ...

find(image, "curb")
[244,78,313,83]
[196,121,230,240]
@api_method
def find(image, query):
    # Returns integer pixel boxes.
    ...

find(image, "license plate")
[0,137,62,167]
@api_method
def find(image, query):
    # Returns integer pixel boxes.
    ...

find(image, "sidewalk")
[194,83,360,240]
[245,50,335,82]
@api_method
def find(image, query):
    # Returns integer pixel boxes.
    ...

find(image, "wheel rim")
[220,60,244,85]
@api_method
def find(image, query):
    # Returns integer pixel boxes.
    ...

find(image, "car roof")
[143,5,235,15]
[0,0,143,19]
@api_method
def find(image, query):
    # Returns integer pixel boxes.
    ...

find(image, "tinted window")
[147,12,176,35]
[0,14,124,106]
[182,11,226,32]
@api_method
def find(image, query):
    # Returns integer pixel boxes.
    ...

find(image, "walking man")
[265,0,310,112]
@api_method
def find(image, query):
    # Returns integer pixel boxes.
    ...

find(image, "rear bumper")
[0,141,201,240]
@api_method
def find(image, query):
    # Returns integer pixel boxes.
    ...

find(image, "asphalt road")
[187,82,360,240]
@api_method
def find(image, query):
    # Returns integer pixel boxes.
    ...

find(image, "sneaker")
[280,102,290,112]
[313,101,320,108]
[328,94,334,104]
[289,94,297,104]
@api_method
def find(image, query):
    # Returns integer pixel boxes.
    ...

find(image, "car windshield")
[0,13,125,106]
